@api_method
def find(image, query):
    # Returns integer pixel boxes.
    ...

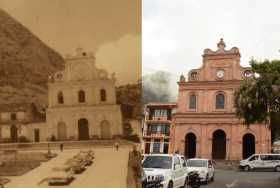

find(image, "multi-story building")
[142,102,176,154]
[46,48,123,141]
[0,103,45,142]
[173,39,271,160]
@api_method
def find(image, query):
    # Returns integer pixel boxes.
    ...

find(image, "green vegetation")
[116,83,141,142]
[234,59,280,141]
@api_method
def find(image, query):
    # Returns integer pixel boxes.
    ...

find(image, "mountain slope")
[0,9,64,106]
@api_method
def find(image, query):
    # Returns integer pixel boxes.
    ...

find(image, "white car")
[176,154,188,172]
[48,165,74,185]
[142,154,188,188]
[186,158,215,184]
[240,154,280,171]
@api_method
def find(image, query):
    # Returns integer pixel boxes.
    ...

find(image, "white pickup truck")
[142,154,188,188]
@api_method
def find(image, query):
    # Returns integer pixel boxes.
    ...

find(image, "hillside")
[0,9,64,106]
[0,9,141,114]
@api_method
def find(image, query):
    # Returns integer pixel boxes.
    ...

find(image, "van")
[239,154,280,172]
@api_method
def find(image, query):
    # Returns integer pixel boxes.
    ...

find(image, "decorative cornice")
[202,38,240,57]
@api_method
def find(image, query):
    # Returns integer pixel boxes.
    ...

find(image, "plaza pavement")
[4,146,130,188]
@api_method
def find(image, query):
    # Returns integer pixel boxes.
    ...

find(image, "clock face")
[216,70,225,78]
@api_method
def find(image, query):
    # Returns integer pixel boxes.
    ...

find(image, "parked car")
[187,171,201,188]
[79,150,95,159]
[65,158,86,174]
[142,169,163,188]
[186,158,215,184]
[176,154,188,172]
[142,154,188,188]
[74,152,93,166]
[239,153,280,172]
[48,165,74,185]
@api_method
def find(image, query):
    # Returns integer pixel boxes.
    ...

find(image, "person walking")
[114,141,119,151]
[60,143,64,152]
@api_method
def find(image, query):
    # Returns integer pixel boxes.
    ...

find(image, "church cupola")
[217,38,226,51]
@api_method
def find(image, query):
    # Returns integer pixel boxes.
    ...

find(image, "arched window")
[57,92,64,104]
[189,94,197,109]
[216,93,225,109]
[78,90,86,103]
[100,89,106,102]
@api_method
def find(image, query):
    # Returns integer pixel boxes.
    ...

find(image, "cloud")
[95,34,141,86]
[143,0,280,99]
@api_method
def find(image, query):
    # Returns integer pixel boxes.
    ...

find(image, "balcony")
[143,130,170,138]
[145,116,171,122]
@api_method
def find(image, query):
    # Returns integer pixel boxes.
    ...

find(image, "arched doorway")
[243,133,255,159]
[10,125,18,142]
[78,119,89,140]
[57,122,67,140]
[185,133,196,158]
[101,120,111,139]
[212,130,226,159]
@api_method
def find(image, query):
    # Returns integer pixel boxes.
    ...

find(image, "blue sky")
[143,0,280,99]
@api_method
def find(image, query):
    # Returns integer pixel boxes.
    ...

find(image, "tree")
[123,122,133,136]
[234,59,280,141]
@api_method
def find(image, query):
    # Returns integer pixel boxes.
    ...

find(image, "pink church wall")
[172,39,271,160]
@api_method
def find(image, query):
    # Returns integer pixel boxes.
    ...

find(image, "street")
[199,169,280,188]
[4,146,130,188]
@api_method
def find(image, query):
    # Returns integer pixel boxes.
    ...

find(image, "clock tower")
[172,39,271,160]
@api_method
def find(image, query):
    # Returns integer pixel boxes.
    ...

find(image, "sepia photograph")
[0,0,141,188]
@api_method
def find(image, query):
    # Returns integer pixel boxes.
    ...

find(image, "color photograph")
[142,0,280,188]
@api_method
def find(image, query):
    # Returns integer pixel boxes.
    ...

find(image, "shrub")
[18,136,30,143]
[123,134,140,143]
[50,135,56,142]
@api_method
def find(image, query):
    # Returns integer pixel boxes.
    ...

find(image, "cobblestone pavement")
[4,146,130,188]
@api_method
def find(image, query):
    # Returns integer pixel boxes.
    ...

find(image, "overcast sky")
[143,0,280,91]
[0,0,141,85]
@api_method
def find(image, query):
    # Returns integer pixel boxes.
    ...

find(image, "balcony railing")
[143,131,170,137]
[146,116,171,121]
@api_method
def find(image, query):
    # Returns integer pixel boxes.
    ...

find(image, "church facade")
[46,48,123,141]
[172,39,271,160]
